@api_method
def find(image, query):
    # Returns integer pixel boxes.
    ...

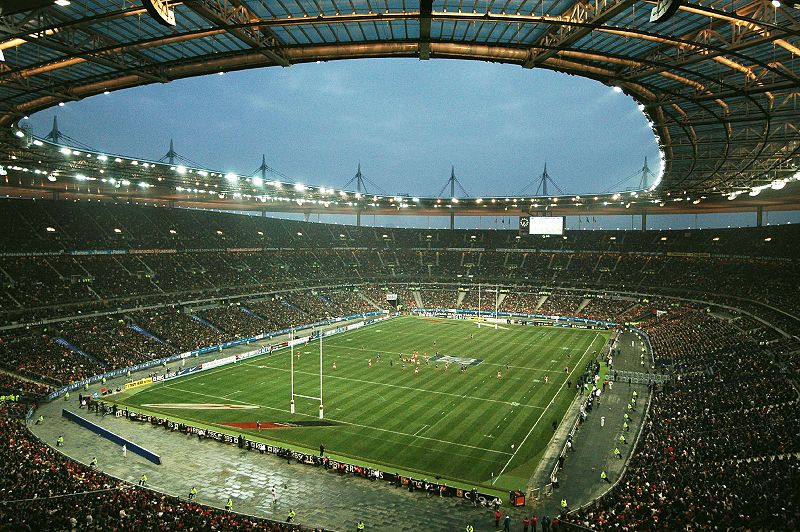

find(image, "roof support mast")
[435,167,470,230]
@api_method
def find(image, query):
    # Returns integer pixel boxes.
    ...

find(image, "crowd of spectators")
[244,298,310,330]
[0,330,101,386]
[0,403,307,531]
[0,287,395,388]
[2,251,798,335]
[60,317,174,369]
[292,293,336,320]
[130,308,228,352]
[196,306,268,340]
[0,372,52,396]
[500,291,545,314]
[565,309,800,530]
[537,293,585,316]
[636,308,743,369]
[2,200,799,331]
[576,297,635,322]
[419,289,457,309]
[319,290,377,315]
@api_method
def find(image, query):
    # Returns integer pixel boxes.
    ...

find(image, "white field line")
[244,363,544,410]
[164,385,258,406]
[321,344,567,373]
[491,332,601,486]
[162,384,511,456]
[476,323,510,330]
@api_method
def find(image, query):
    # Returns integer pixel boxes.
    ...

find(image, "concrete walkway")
[525,330,651,518]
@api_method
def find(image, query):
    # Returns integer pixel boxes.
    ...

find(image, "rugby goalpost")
[476,283,500,330]
[289,327,324,419]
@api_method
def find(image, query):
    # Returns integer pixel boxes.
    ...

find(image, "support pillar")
[304,211,310,223]
[52,191,60,201]
[356,209,361,227]
[450,212,455,230]
[756,205,763,227]
[641,211,647,231]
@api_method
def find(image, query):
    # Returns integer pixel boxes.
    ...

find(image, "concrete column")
[641,211,647,231]
[756,205,763,227]
[450,212,455,230]
[356,209,362,227]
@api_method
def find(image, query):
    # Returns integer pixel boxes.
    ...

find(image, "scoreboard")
[519,216,565,235]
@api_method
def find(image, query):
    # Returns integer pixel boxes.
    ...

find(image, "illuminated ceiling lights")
[224,172,238,182]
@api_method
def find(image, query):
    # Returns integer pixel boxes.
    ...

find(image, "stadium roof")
[1,0,799,217]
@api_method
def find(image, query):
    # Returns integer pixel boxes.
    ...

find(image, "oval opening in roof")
[29,59,660,198]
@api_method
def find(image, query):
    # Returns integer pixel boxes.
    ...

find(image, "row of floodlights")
[15,146,800,207]
[43,137,665,204]
[726,174,800,200]
[20,134,798,206]
[40,225,778,244]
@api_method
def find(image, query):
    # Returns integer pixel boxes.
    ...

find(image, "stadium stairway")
[128,323,169,347]
[189,314,222,333]
[575,298,591,314]
[238,306,265,321]
[55,337,105,367]
[357,291,382,310]
[413,290,423,308]
[456,290,466,308]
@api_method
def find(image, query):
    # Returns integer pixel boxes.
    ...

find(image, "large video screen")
[528,216,564,235]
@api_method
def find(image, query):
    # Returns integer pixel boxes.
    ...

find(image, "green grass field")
[118,315,608,491]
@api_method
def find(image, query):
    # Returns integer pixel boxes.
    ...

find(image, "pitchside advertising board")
[519,216,565,236]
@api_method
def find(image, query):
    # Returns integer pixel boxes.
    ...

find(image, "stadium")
[1,0,799,531]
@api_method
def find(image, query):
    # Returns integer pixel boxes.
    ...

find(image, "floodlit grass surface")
[120,316,608,491]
